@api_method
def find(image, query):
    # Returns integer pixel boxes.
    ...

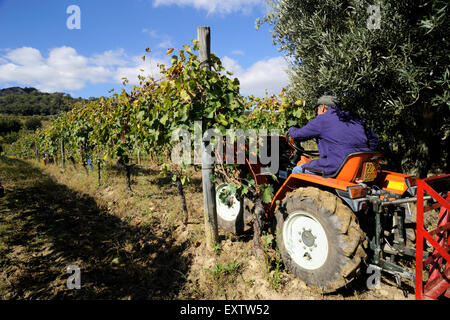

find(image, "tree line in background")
[0,87,95,116]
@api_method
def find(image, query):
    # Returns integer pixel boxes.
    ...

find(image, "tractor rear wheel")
[275,187,367,293]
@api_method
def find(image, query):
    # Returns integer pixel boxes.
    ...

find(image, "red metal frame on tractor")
[415,174,450,300]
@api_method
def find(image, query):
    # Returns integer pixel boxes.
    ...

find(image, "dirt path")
[0,157,415,300]
[0,157,191,299]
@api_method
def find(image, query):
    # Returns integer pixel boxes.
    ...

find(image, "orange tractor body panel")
[266,151,384,217]
[267,172,358,217]
[375,170,413,195]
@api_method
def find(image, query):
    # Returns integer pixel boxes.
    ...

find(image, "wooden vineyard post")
[97,160,101,186]
[198,26,219,249]
[35,144,40,162]
[61,139,65,169]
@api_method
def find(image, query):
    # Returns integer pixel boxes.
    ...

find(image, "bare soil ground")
[0,157,417,300]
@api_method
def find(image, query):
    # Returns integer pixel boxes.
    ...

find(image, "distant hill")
[0,87,39,97]
[0,87,94,116]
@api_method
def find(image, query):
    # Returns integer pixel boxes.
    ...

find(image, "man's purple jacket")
[288,106,379,175]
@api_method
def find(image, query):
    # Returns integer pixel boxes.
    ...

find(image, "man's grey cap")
[317,95,339,107]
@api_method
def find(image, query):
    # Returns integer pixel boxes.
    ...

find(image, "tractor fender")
[268,173,360,217]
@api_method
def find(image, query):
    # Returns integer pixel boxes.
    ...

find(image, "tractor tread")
[276,187,367,293]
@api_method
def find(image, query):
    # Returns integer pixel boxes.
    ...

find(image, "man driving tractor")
[288,95,379,175]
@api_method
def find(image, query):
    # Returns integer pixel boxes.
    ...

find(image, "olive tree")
[260,0,449,177]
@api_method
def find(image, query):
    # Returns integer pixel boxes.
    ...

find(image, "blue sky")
[0,0,289,98]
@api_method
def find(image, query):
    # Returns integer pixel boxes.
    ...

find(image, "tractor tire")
[215,182,253,235]
[275,187,367,293]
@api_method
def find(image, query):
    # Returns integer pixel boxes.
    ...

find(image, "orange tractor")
[215,134,449,295]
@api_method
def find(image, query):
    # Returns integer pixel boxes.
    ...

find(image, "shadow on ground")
[329,264,415,298]
[0,157,192,299]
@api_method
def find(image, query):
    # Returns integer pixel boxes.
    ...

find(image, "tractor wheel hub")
[283,211,329,270]
[302,230,316,247]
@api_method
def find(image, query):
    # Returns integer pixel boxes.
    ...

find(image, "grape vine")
[8,40,314,221]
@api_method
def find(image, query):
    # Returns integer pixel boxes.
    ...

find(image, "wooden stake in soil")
[198,26,219,249]
[82,159,89,176]
[61,140,65,169]
[97,160,101,186]
[125,164,132,192]
[80,144,89,175]
[35,144,40,162]
[176,175,189,225]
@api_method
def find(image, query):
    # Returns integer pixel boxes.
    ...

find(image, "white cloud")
[0,46,167,92]
[231,50,245,56]
[152,0,264,15]
[142,28,158,38]
[222,56,289,96]
[222,56,244,74]
[0,45,288,97]
[142,28,174,50]
[6,47,44,66]
[115,55,167,85]
[0,46,115,92]
[90,49,128,67]
[157,39,174,49]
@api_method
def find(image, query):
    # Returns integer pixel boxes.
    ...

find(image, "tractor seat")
[307,151,383,183]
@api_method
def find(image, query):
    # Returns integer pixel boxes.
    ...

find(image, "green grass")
[204,261,242,297]
[205,261,241,278]
[261,231,284,291]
